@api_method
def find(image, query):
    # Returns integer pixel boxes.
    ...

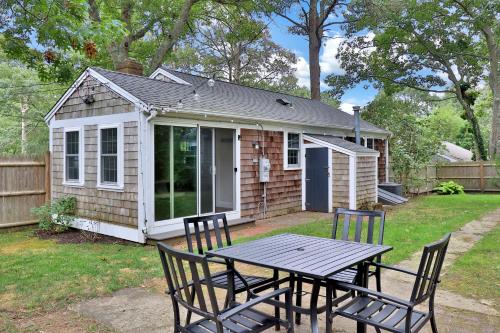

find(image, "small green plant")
[32,196,77,232]
[433,181,465,195]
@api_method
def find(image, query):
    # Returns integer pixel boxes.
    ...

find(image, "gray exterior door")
[305,148,329,212]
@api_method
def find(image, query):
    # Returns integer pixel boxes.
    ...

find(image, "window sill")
[284,166,302,171]
[62,181,85,188]
[97,184,124,192]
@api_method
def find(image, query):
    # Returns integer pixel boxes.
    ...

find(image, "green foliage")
[0,40,64,154]
[362,90,442,190]
[433,181,465,195]
[32,196,77,233]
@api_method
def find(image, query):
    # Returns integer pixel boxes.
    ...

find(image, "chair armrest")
[367,262,437,282]
[218,288,291,321]
[335,282,413,307]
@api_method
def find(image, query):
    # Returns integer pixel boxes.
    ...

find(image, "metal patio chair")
[329,233,451,333]
[157,242,294,333]
[184,214,276,308]
[295,208,386,324]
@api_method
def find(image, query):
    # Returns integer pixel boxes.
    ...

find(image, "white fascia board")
[303,135,380,158]
[71,218,144,243]
[149,68,192,85]
[44,68,148,124]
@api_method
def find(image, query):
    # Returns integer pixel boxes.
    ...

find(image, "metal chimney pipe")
[353,105,361,145]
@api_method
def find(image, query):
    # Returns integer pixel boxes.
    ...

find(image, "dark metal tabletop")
[208,233,393,279]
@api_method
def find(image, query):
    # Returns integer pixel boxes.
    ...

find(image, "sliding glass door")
[154,125,235,222]
[154,125,197,221]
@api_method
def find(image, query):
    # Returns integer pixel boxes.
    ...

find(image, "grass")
[235,194,500,265]
[0,193,498,316]
[442,224,500,301]
[0,230,162,313]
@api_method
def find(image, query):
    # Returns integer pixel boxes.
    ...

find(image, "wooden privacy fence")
[392,162,500,194]
[0,153,50,228]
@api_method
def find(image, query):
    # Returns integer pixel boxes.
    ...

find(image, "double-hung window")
[64,128,84,185]
[98,124,123,190]
[285,132,301,169]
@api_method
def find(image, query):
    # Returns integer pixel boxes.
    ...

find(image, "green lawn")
[0,194,498,315]
[235,194,500,265]
[443,224,500,301]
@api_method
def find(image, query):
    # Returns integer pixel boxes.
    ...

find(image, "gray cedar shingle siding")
[332,151,350,208]
[52,123,139,226]
[240,129,302,219]
[356,156,377,207]
[55,76,135,120]
[52,80,139,227]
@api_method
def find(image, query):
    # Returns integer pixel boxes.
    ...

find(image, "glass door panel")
[173,127,197,218]
[154,125,171,221]
[200,128,214,214]
[215,128,235,212]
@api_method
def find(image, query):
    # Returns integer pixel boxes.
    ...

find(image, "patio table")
[207,233,392,333]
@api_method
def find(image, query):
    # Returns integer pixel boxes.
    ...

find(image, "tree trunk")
[149,0,198,70]
[483,26,500,159]
[456,93,488,160]
[20,97,28,154]
[308,0,321,100]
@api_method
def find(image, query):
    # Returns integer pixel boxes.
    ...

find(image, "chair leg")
[295,276,302,325]
[326,282,333,333]
[376,267,382,292]
[274,269,280,331]
[375,328,382,333]
[430,315,439,333]
[186,285,196,324]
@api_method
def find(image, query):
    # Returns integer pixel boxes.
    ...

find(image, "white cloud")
[339,102,355,114]
[293,56,311,88]
[319,36,345,75]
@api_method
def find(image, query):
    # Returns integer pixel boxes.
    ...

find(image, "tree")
[269,0,350,100]
[326,0,491,160]
[0,0,212,81]
[362,90,442,191]
[0,42,64,154]
[449,0,500,158]
[171,3,299,92]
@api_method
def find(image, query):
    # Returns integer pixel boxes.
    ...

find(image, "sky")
[268,16,378,114]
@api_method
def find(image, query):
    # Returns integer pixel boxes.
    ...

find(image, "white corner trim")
[349,155,357,210]
[62,127,85,186]
[71,218,144,243]
[97,123,124,191]
[385,139,390,182]
[149,68,192,85]
[328,148,333,213]
[375,156,379,203]
[44,67,148,124]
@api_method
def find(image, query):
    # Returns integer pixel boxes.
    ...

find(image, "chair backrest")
[332,208,386,245]
[410,233,451,304]
[157,242,220,320]
[184,213,231,255]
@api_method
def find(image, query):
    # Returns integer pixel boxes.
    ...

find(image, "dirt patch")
[0,238,53,255]
[35,229,135,245]
[1,309,115,333]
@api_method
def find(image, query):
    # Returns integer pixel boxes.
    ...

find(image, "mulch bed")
[35,229,135,245]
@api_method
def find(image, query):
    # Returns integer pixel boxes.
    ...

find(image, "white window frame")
[97,123,124,191]
[284,131,302,170]
[63,127,84,186]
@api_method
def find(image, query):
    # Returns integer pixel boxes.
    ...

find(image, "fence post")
[479,161,485,192]
[44,151,51,202]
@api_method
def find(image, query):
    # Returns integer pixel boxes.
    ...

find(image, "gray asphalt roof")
[305,134,379,154]
[92,67,389,134]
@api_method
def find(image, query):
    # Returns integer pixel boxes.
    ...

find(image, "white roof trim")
[44,68,148,123]
[303,134,380,157]
[149,68,192,86]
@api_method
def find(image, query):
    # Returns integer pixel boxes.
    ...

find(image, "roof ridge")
[160,65,332,104]
[91,67,193,88]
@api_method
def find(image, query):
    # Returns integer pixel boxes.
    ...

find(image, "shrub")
[433,181,465,195]
[32,196,77,233]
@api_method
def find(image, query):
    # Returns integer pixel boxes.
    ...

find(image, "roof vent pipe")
[353,105,361,145]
